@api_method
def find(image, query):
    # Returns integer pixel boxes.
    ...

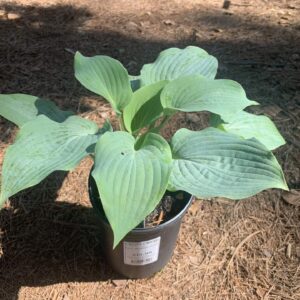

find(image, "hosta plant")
[0,46,288,247]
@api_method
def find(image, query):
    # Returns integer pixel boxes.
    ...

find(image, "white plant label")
[123,237,161,266]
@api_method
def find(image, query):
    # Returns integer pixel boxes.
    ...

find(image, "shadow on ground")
[0,172,122,300]
[0,1,299,299]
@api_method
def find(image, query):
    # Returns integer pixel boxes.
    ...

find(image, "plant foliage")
[0,46,288,247]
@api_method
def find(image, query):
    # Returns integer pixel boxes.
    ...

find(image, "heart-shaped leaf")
[140,46,218,86]
[0,94,73,126]
[92,132,172,247]
[169,128,288,199]
[211,111,286,150]
[0,115,100,206]
[161,75,258,119]
[123,80,167,132]
[74,52,133,113]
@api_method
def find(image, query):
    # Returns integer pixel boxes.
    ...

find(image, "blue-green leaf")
[0,94,73,126]
[211,111,286,150]
[92,132,172,247]
[123,80,167,132]
[0,116,101,206]
[169,128,288,199]
[129,75,141,92]
[74,52,133,113]
[161,75,258,120]
[140,46,218,86]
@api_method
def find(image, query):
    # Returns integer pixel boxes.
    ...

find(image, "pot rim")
[130,193,194,233]
[88,172,194,233]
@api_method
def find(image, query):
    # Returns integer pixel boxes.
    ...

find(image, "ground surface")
[0,0,299,299]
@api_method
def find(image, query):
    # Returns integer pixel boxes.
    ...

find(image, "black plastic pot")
[88,174,193,279]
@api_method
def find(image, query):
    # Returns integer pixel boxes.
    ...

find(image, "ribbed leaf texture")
[123,80,167,132]
[169,128,288,199]
[0,94,73,126]
[140,46,218,86]
[211,111,286,150]
[74,52,132,113]
[0,115,100,206]
[92,132,172,247]
[161,75,258,119]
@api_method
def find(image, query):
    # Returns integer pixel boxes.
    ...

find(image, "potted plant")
[0,46,288,278]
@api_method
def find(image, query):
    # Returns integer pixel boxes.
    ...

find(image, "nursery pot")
[88,174,193,279]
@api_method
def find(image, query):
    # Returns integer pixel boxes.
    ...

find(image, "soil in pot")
[141,192,188,228]
[89,175,190,228]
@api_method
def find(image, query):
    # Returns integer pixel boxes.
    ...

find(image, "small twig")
[232,3,254,7]
[65,48,76,55]
[263,285,274,300]
[156,210,164,225]
[226,230,261,271]
[152,115,171,133]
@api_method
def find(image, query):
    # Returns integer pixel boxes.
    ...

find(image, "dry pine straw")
[5,186,300,300]
[0,108,299,300]
[0,0,300,299]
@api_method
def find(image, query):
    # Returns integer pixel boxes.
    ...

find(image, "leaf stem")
[118,114,126,131]
[154,115,171,133]
[133,114,172,137]
[148,121,156,131]
[133,120,155,138]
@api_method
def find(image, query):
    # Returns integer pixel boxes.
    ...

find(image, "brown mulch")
[0,0,299,299]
